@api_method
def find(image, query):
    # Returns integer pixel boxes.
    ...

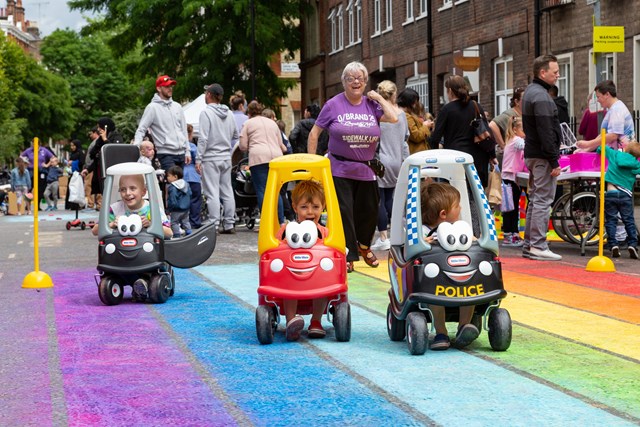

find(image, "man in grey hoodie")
[196,83,239,234]
[134,75,191,171]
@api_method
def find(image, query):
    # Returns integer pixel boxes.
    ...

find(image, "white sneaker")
[370,237,391,251]
[529,247,562,261]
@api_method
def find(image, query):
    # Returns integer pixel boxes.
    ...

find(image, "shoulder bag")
[470,101,497,153]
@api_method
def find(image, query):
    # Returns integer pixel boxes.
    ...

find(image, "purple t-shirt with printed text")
[315,93,383,181]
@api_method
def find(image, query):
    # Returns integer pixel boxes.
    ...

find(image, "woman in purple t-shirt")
[307,61,398,273]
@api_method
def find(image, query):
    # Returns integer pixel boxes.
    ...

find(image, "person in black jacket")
[289,104,329,155]
[548,85,570,125]
[65,139,85,210]
[521,55,563,261]
[81,117,124,196]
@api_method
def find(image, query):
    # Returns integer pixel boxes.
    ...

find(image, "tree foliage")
[0,32,29,162]
[68,0,307,107]
[40,29,138,138]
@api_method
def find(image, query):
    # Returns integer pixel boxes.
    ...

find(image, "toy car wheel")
[98,276,124,306]
[333,302,351,342]
[488,308,512,351]
[255,305,277,345]
[149,274,171,304]
[406,312,428,355]
[246,219,255,230]
[80,222,86,230]
[65,222,71,230]
[386,304,405,341]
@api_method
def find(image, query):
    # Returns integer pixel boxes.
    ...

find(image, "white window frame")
[356,0,362,42]
[373,0,381,36]
[634,34,640,110]
[337,5,344,50]
[556,52,574,119]
[384,0,393,31]
[439,0,452,11]
[328,8,338,54]
[347,0,356,46]
[588,49,617,92]
[407,74,430,112]
[493,55,514,116]
[405,0,414,24]
[418,0,428,18]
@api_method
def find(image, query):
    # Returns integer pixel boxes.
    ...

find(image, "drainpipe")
[427,0,434,113]
[534,0,541,57]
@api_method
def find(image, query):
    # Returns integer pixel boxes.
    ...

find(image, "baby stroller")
[231,143,259,229]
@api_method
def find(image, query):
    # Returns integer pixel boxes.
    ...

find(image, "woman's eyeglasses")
[345,76,367,84]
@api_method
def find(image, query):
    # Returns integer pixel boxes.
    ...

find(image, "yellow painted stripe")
[353,261,640,360]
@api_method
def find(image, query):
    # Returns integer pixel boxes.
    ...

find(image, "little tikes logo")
[293,253,311,262]
[121,238,137,247]
[447,255,470,267]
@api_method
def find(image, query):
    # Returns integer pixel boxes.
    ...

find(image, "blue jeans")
[250,163,284,224]
[377,187,394,232]
[604,190,637,249]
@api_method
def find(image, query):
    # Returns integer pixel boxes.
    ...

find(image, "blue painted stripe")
[195,264,636,426]
[155,268,422,426]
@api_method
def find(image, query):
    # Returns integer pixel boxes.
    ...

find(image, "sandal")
[358,245,379,268]
[346,261,355,273]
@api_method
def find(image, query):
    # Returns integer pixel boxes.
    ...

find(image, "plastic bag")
[68,171,86,207]
[500,181,515,212]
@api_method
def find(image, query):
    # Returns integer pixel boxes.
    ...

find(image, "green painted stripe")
[347,272,640,421]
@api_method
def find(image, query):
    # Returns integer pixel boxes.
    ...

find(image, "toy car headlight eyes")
[285,221,318,249]
[437,220,473,252]
[117,215,142,236]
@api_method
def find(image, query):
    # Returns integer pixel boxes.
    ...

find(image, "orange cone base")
[585,255,616,273]
[22,271,54,289]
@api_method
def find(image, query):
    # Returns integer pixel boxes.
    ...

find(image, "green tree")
[40,29,138,137]
[68,0,307,107]
[0,32,28,162]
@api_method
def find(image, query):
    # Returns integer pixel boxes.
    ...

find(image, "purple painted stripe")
[0,288,53,426]
[52,270,237,426]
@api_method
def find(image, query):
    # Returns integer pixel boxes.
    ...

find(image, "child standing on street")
[166,165,192,238]
[598,142,640,259]
[277,180,329,341]
[421,181,479,350]
[43,157,62,211]
[10,157,32,215]
[501,116,526,247]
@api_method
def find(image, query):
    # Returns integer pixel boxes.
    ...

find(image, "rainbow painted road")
[2,256,639,426]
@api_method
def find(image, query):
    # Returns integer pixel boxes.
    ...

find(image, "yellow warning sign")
[593,26,625,53]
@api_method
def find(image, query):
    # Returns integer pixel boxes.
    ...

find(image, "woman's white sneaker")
[529,247,562,261]
[370,237,391,251]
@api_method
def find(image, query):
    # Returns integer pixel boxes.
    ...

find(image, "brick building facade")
[299,0,640,132]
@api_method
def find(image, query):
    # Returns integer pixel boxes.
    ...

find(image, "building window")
[347,0,362,45]
[407,74,430,112]
[337,5,344,50]
[405,0,414,22]
[556,53,573,118]
[385,0,393,30]
[419,0,428,17]
[442,0,452,7]
[374,0,381,35]
[328,8,337,53]
[494,56,513,116]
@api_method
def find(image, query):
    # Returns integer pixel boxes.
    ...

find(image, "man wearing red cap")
[134,75,191,171]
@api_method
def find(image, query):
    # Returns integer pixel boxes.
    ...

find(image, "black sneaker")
[132,278,148,301]
[611,246,620,258]
[454,324,479,348]
[629,246,638,259]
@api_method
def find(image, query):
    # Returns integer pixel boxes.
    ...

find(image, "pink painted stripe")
[53,270,237,426]
[0,289,53,426]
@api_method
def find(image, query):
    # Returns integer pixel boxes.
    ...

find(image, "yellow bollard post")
[22,137,54,289]
[586,129,615,272]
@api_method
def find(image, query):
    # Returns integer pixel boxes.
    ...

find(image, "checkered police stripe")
[406,166,420,246]
[469,164,497,241]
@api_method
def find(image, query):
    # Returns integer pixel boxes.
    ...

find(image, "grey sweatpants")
[201,159,236,229]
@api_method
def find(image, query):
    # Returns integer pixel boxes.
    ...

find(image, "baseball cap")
[156,75,177,87]
[204,83,224,96]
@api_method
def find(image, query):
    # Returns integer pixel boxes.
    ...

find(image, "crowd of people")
[3,58,639,336]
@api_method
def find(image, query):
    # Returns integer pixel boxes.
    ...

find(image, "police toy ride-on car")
[387,149,512,355]
[255,154,350,344]
[94,145,217,306]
